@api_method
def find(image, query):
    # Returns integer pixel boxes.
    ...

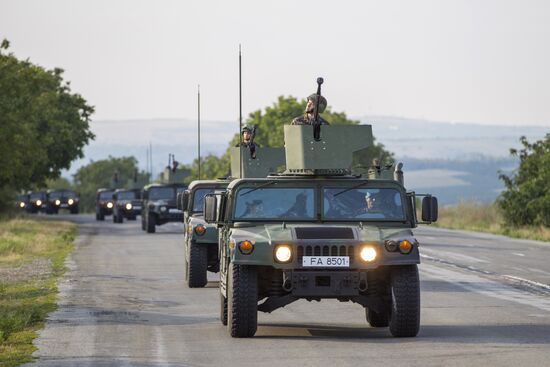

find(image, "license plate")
[302,256,350,267]
[60,204,68,208]
[168,209,182,214]
[134,206,141,210]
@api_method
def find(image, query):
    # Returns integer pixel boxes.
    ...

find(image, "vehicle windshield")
[30,193,44,200]
[323,187,405,220]
[149,187,175,200]
[234,187,315,220]
[48,192,62,199]
[192,188,216,212]
[99,191,114,200]
[62,191,76,198]
[117,191,137,200]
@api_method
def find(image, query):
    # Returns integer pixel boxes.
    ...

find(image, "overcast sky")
[2,0,550,126]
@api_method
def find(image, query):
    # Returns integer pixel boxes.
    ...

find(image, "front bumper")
[287,269,365,297]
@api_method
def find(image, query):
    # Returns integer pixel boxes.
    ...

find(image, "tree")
[184,96,392,181]
[0,39,94,196]
[73,156,149,212]
[498,134,550,227]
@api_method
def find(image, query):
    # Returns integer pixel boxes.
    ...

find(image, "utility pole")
[198,84,201,180]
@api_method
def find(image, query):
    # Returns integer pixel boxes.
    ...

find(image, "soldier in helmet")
[236,125,260,158]
[291,94,330,125]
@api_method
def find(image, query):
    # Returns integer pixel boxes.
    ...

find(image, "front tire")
[220,293,228,326]
[187,241,208,288]
[146,212,156,233]
[389,265,420,337]
[227,263,257,337]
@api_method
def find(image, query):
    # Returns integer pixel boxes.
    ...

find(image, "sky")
[1,0,550,126]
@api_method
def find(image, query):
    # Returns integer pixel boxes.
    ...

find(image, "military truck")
[95,188,115,221]
[112,188,142,223]
[204,124,438,338]
[16,193,29,211]
[141,183,186,233]
[46,189,80,214]
[27,191,47,214]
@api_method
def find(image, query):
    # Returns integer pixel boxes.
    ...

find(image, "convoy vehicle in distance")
[26,191,47,213]
[112,188,142,223]
[141,183,186,233]
[16,193,29,211]
[95,188,115,221]
[46,189,80,214]
[204,124,438,338]
[180,180,229,287]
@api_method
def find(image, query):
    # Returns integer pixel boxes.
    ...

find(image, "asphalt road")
[24,214,550,367]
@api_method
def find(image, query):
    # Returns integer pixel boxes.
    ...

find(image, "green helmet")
[241,125,252,133]
[307,94,327,113]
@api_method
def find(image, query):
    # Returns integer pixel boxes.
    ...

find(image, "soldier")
[236,125,259,158]
[291,94,330,125]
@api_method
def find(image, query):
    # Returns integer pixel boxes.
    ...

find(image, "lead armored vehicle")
[95,188,115,221]
[46,189,80,214]
[204,124,438,338]
[113,188,142,223]
[141,183,186,233]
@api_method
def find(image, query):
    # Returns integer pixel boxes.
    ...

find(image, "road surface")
[24,214,550,366]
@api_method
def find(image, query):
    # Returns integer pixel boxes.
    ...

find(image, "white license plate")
[60,204,69,208]
[134,206,141,210]
[302,256,350,267]
[169,209,182,214]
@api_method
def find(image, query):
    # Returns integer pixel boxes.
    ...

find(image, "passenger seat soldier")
[291,94,330,126]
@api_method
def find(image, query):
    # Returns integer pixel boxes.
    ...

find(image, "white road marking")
[421,264,550,313]
[153,326,169,365]
[421,248,489,264]
[512,252,525,257]
[502,275,550,292]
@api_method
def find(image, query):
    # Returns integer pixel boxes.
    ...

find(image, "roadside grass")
[0,218,75,367]
[434,202,550,242]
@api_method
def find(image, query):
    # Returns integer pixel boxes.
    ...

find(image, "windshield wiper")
[240,181,277,196]
[333,181,369,197]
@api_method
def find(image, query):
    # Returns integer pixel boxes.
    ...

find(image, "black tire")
[220,292,228,326]
[389,265,420,337]
[70,207,79,215]
[227,263,257,337]
[141,215,146,230]
[366,308,389,327]
[146,212,156,233]
[97,209,105,221]
[187,241,208,288]
[112,213,117,223]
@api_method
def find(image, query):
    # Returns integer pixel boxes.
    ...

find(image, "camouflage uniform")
[291,94,330,126]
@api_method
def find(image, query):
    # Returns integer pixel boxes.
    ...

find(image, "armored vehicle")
[16,193,29,211]
[46,189,80,214]
[95,188,115,221]
[180,180,230,287]
[112,188,142,223]
[27,191,47,213]
[204,124,438,338]
[141,183,186,233]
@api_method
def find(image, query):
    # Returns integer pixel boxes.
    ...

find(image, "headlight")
[106,202,113,209]
[55,199,61,206]
[274,245,292,263]
[36,200,42,206]
[160,206,167,212]
[125,203,132,210]
[19,202,25,208]
[194,224,206,236]
[68,198,74,205]
[360,246,377,262]
[238,240,254,255]
[384,240,398,252]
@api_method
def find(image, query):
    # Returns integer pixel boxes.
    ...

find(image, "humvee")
[141,183,186,233]
[204,125,438,338]
[113,188,142,223]
[95,188,115,221]
[27,191,47,214]
[46,189,80,214]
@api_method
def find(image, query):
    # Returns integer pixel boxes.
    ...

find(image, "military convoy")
[203,124,438,338]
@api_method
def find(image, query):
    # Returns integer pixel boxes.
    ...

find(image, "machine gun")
[313,77,323,141]
[248,124,258,159]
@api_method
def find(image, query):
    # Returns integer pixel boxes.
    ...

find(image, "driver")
[241,200,264,218]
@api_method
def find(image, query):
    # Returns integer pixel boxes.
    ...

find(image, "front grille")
[296,245,355,264]
[295,227,354,239]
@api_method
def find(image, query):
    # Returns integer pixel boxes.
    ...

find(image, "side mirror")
[142,190,148,200]
[181,191,189,211]
[421,196,438,222]
[204,194,218,223]
[176,192,183,210]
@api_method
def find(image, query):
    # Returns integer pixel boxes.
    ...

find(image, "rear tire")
[220,293,228,326]
[227,263,257,338]
[141,214,146,230]
[97,209,105,221]
[366,308,389,327]
[146,212,156,233]
[389,265,420,337]
[187,241,208,288]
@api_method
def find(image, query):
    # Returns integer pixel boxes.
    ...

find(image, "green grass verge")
[0,218,76,367]
[434,202,550,242]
